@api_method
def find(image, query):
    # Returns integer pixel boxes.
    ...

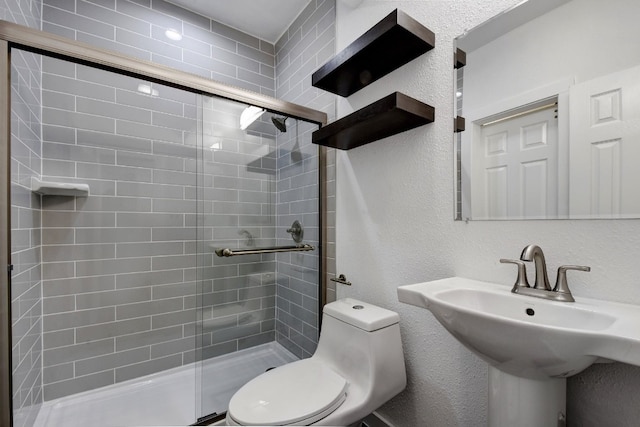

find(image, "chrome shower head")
[271,116,288,132]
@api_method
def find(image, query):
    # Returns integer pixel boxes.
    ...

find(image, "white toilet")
[226,298,406,426]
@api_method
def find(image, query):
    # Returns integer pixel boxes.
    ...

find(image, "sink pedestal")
[488,367,566,427]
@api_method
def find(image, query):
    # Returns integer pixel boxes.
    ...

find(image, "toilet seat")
[227,359,348,426]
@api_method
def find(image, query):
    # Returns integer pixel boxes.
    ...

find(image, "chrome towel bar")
[214,244,315,257]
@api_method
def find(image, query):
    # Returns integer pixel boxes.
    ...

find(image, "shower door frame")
[0,19,329,427]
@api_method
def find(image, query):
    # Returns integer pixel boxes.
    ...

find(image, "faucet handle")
[554,265,591,298]
[500,259,530,291]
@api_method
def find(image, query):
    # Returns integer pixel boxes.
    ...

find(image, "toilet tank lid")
[324,298,400,331]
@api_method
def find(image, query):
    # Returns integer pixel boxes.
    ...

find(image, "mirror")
[455,0,640,220]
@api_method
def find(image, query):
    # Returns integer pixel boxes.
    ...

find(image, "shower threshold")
[33,342,298,427]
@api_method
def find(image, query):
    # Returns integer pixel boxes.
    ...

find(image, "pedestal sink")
[397,277,640,426]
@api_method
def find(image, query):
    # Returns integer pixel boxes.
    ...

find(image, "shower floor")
[33,342,298,427]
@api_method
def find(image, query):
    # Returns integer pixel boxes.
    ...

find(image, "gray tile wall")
[5,0,44,426]
[40,61,203,400]
[39,60,281,402]
[274,0,336,358]
[42,0,276,96]
[199,96,280,359]
[38,0,289,401]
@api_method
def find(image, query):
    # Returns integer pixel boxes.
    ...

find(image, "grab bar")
[214,244,315,257]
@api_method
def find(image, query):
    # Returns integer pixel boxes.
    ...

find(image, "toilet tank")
[322,298,399,332]
[313,299,406,407]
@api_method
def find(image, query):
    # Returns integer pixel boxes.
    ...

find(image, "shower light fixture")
[240,105,265,130]
[165,28,182,41]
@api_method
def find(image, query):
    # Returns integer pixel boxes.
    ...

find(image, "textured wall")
[4,0,44,426]
[335,1,640,426]
[274,0,336,358]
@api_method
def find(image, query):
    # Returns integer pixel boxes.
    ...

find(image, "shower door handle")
[214,244,315,257]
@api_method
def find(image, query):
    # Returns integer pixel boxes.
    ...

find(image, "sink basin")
[398,277,640,380]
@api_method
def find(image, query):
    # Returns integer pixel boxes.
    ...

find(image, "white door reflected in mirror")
[455,0,640,220]
[470,102,559,219]
[568,65,640,218]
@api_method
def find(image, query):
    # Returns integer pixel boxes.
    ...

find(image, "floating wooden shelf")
[312,92,434,150]
[31,177,89,196]
[312,9,435,97]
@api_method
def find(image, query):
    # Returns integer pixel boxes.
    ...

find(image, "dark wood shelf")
[454,116,465,132]
[312,9,435,97]
[312,92,434,150]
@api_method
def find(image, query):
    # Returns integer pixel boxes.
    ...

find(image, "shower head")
[271,116,288,132]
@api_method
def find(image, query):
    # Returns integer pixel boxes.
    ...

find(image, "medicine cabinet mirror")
[454,0,640,220]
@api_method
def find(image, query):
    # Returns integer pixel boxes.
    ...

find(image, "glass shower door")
[10,49,203,426]
[196,95,279,420]
[4,19,327,426]
[196,95,321,420]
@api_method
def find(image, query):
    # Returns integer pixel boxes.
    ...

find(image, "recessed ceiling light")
[165,29,182,41]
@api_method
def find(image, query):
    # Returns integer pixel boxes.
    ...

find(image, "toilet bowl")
[226,298,406,426]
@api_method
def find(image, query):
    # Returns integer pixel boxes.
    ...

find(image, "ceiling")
[165,0,313,44]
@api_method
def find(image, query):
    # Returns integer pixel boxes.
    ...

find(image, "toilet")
[226,298,406,426]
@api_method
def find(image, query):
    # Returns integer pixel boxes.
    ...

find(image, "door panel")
[472,106,558,219]
[569,65,640,218]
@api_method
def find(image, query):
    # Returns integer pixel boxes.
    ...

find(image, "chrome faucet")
[500,245,591,302]
[520,244,551,290]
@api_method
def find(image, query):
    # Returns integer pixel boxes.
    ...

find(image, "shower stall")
[1,19,328,427]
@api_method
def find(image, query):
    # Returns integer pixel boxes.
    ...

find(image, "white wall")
[334,1,640,426]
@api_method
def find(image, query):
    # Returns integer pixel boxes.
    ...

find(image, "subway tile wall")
[5,0,44,426]
[39,58,282,400]
[2,0,334,406]
[199,96,280,357]
[42,0,276,97]
[40,62,202,400]
[274,0,336,358]
[11,49,44,427]
[6,9,42,427]
[39,0,285,400]
[2,0,40,28]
